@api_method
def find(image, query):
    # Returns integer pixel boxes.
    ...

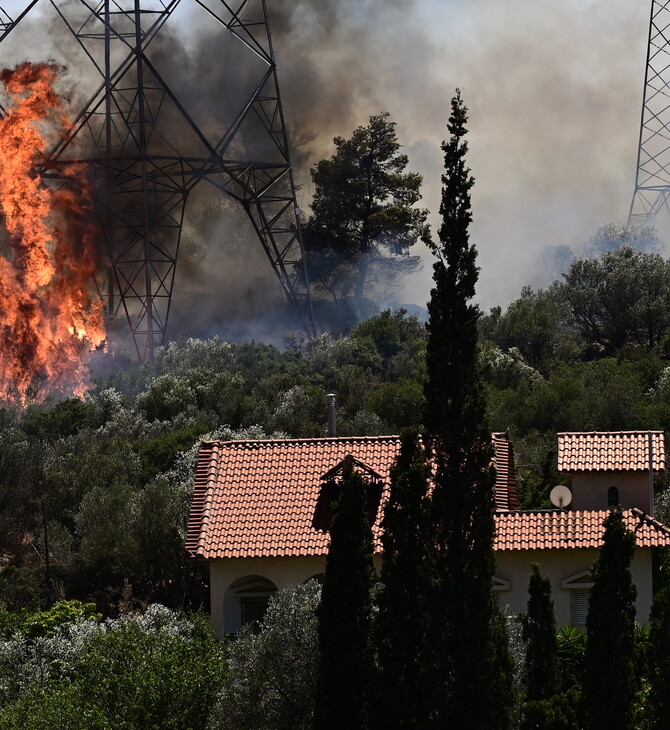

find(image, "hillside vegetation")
[2,245,670,613]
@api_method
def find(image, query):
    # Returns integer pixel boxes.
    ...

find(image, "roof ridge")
[630,507,670,536]
[200,434,403,447]
[557,430,664,435]
[197,443,223,558]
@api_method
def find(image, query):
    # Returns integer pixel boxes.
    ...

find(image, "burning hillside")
[0,62,105,404]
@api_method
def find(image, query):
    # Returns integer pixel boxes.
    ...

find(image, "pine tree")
[646,585,670,730]
[313,457,374,730]
[423,90,513,729]
[523,563,558,701]
[582,507,637,730]
[303,112,429,305]
[373,428,430,729]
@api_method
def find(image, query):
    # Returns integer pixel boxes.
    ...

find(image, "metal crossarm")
[0,0,315,361]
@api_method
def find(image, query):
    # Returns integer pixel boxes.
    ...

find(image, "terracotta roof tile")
[495,508,670,550]
[186,434,519,559]
[558,431,665,472]
[493,433,519,511]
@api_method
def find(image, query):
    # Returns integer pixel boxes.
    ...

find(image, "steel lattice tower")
[0,0,315,362]
[629,0,670,225]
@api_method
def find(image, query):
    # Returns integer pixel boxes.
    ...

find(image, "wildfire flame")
[0,62,106,404]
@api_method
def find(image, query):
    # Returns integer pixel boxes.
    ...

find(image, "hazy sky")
[0,0,656,317]
[274,0,653,312]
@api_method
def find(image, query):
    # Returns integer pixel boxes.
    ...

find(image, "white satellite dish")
[550,485,572,509]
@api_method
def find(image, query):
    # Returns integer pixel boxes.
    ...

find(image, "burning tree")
[0,63,105,404]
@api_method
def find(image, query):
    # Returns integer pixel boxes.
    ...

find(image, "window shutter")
[571,588,590,627]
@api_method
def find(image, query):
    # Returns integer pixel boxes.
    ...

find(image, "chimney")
[327,393,337,437]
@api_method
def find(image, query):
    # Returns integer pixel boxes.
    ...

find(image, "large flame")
[0,62,106,404]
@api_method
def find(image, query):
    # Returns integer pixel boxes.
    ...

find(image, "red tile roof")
[495,508,670,551]
[493,433,519,511]
[186,434,519,560]
[558,431,665,472]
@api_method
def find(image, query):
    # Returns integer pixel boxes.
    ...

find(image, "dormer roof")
[557,431,665,473]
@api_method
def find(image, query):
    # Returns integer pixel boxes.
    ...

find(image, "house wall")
[208,548,654,637]
[209,554,383,639]
[569,472,653,512]
[495,547,654,625]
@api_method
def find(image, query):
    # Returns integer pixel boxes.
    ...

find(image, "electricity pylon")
[629,0,670,226]
[0,0,315,362]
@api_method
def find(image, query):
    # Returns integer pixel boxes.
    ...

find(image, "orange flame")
[0,62,106,404]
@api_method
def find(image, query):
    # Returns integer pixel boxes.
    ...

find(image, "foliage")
[0,605,227,730]
[481,285,576,372]
[521,690,581,730]
[523,564,558,701]
[211,582,321,730]
[587,222,661,257]
[423,90,513,729]
[645,586,670,729]
[559,246,670,353]
[0,567,39,614]
[314,458,375,730]
[556,625,587,692]
[583,508,637,730]
[19,600,101,640]
[303,112,429,305]
[373,429,430,729]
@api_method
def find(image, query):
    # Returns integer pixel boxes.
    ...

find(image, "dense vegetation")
[3,100,670,726]
[6,242,670,616]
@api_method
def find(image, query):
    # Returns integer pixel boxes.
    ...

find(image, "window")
[225,575,277,633]
[570,588,590,627]
[608,486,619,507]
[561,569,593,628]
[493,576,510,608]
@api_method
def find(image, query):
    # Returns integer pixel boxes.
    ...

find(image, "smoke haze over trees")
[0,0,656,344]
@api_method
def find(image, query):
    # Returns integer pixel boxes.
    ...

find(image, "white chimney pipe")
[327,393,337,437]
[649,431,655,517]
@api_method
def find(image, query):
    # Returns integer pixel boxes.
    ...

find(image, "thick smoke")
[270,0,653,311]
[0,0,655,348]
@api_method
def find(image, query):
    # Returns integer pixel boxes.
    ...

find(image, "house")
[186,430,670,638]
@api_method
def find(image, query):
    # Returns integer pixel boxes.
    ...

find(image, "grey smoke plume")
[269,0,654,312]
[0,0,656,341]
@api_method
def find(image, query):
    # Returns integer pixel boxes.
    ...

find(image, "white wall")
[209,554,383,638]
[495,547,654,626]
[208,548,654,637]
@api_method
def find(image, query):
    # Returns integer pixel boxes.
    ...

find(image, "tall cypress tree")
[373,428,430,729]
[523,563,558,702]
[582,507,637,730]
[423,90,513,729]
[313,457,374,730]
[646,585,670,729]
[521,563,564,730]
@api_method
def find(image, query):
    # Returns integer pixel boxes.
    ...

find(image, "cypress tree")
[313,457,374,730]
[523,563,558,701]
[423,90,513,729]
[373,428,430,729]
[520,564,563,730]
[647,585,670,729]
[582,507,637,730]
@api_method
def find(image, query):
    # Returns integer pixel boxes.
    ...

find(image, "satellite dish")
[550,485,572,509]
